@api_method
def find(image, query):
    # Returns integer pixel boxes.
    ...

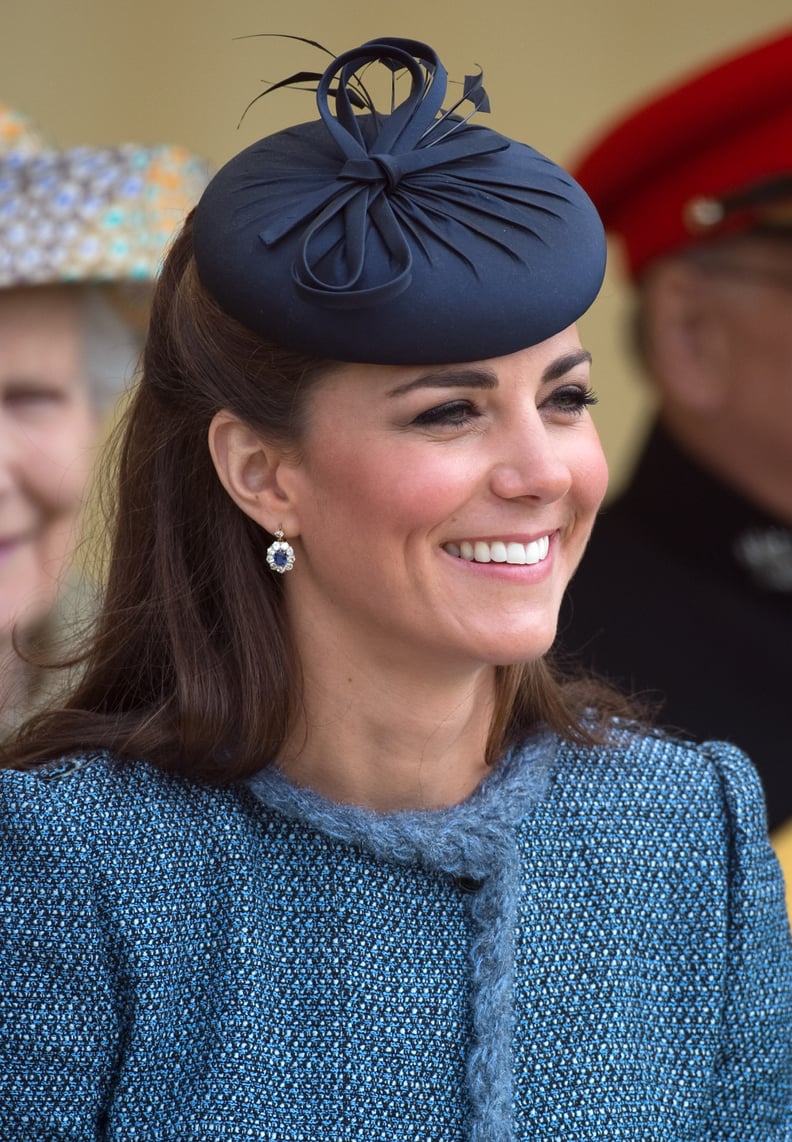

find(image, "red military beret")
[571,25,792,279]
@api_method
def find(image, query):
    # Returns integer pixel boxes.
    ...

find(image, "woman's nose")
[488,413,572,503]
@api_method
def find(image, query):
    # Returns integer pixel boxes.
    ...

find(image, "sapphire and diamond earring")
[266,528,295,574]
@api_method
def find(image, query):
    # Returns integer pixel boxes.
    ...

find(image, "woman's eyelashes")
[410,399,480,429]
[409,384,597,431]
[542,384,598,416]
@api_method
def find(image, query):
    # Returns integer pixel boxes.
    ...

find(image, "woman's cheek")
[573,433,609,516]
[29,421,97,518]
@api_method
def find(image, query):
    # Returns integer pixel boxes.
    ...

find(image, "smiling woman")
[0,287,97,626]
[209,332,608,808]
[0,104,208,733]
[0,286,101,725]
[0,36,789,1141]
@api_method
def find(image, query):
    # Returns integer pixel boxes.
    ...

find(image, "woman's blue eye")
[412,400,478,427]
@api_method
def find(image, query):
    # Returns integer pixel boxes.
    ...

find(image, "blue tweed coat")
[0,731,790,1140]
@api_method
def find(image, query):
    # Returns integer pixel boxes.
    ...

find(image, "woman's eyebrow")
[542,349,592,382]
[386,349,591,398]
[386,368,498,398]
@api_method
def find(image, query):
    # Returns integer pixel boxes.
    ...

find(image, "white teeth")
[444,535,551,565]
[528,536,550,563]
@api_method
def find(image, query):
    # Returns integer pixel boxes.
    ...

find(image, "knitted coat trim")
[247,735,556,1142]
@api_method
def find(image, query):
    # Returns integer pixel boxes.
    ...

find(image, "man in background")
[562,27,792,846]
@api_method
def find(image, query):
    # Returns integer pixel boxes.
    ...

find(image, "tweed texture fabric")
[0,732,790,1140]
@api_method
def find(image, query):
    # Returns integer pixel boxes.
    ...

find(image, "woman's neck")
[278,656,497,813]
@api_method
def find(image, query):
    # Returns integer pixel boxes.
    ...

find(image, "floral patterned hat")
[0,103,210,288]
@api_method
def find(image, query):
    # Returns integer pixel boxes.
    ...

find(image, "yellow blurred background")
[4,0,791,492]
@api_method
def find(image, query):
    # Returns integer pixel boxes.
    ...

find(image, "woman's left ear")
[208,410,301,534]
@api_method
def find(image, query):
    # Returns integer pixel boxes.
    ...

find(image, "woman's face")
[0,287,98,641]
[279,325,608,673]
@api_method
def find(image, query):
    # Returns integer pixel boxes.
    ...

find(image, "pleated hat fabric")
[193,37,606,365]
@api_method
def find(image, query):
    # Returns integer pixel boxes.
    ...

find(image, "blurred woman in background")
[0,104,207,728]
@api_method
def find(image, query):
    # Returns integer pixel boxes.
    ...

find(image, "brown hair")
[4,213,634,782]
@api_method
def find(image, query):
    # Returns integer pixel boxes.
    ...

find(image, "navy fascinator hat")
[193,36,606,365]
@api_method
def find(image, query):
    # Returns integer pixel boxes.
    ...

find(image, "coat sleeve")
[0,765,121,1139]
[704,742,792,1140]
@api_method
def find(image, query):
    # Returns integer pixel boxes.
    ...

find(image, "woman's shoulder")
[547,729,769,843]
[2,749,202,806]
[522,731,787,954]
[0,751,254,861]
